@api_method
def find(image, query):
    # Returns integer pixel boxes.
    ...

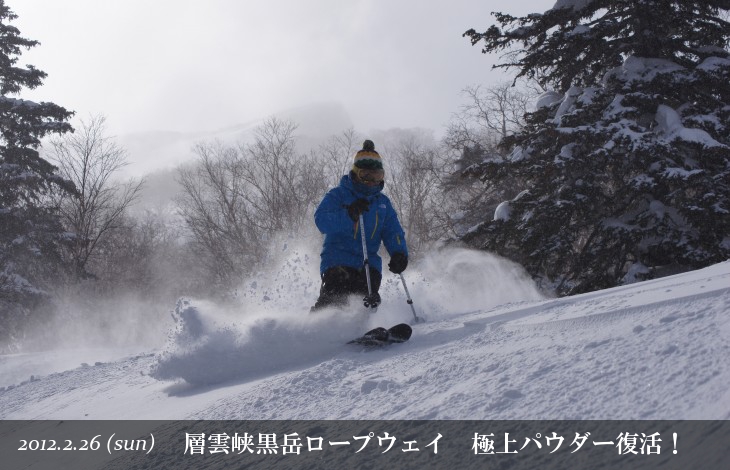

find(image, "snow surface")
[1,248,729,421]
[551,0,593,11]
[494,201,511,221]
[603,56,684,86]
[654,104,725,148]
[535,91,563,110]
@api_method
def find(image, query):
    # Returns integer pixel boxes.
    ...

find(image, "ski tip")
[347,323,412,347]
[388,323,412,341]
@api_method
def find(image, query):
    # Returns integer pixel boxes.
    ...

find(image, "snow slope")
[1,249,729,421]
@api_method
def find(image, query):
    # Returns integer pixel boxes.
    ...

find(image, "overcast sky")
[13,0,555,140]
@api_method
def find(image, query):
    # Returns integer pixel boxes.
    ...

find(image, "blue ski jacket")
[315,173,408,275]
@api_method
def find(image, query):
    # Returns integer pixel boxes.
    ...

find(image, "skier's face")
[356,168,384,186]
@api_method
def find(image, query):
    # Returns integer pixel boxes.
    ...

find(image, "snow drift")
[149,247,544,386]
[2,253,728,422]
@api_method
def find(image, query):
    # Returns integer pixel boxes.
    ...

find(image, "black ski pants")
[311,266,381,311]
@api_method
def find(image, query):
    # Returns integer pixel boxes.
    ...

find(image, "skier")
[311,140,408,311]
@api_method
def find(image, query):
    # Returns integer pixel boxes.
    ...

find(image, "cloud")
[14,0,553,152]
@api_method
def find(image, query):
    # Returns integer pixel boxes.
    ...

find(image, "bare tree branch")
[176,117,324,291]
[49,115,144,276]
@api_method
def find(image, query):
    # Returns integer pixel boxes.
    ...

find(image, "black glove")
[388,252,408,274]
[346,198,369,222]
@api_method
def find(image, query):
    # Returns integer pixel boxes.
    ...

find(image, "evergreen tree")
[462,0,730,294]
[1,0,74,346]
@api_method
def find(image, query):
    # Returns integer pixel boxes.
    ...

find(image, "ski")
[347,323,412,347]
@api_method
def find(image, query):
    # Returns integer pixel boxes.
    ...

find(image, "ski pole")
[359,213,378,309]
[399,272,424,324]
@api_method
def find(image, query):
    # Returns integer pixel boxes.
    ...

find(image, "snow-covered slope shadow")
[149,299,369,388]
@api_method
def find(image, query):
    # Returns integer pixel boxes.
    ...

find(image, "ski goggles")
[356,168,385,183]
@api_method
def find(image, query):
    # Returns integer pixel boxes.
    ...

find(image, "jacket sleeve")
[382,199,408,256]
[314,189,354,235]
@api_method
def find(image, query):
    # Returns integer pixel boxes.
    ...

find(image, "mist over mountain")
[119,101,356,178]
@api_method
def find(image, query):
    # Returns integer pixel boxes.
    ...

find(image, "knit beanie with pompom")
[352,140,383,172]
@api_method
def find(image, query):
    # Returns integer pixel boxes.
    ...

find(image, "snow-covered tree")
[462,0,730,294]
[1,0,74,345]
[442,81,540,239]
